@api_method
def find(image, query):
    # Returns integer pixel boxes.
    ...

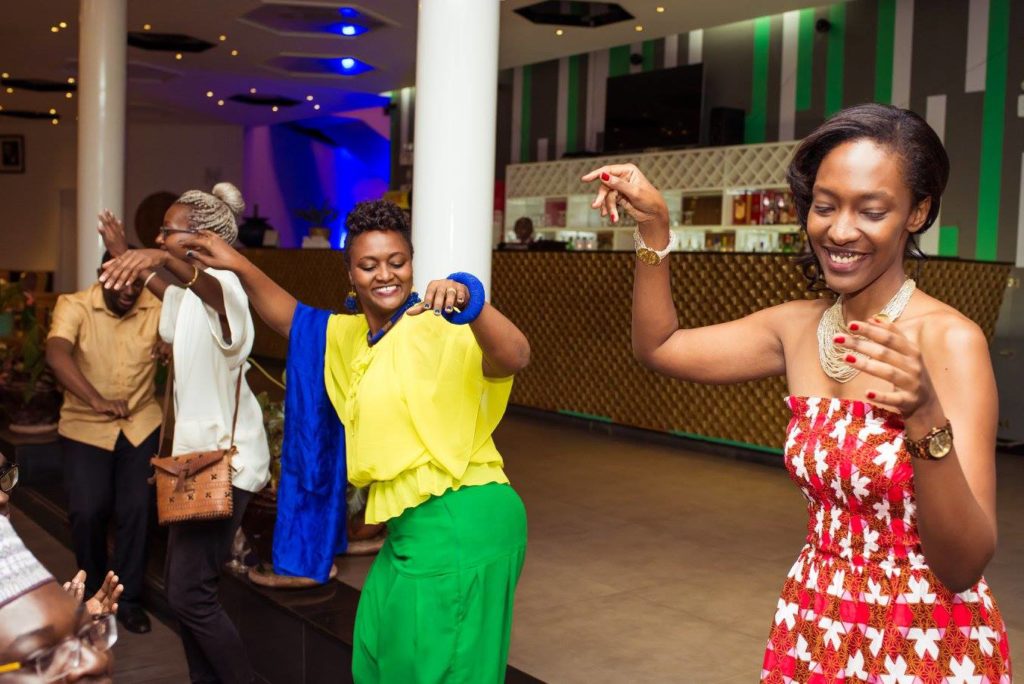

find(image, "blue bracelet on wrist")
[444,272,485,325]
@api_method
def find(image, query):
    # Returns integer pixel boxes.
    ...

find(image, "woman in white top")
[99,184,268,684]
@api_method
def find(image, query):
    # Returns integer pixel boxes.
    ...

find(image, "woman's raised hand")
[97,210,129,258]
[408,278,471,317]
[177,231,244,272]
[581,164,669,226]
[99,249,167,290]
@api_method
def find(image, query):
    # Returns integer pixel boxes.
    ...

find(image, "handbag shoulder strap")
[156,362,243,453]
[228,366,243,448]
[157,362,174,456]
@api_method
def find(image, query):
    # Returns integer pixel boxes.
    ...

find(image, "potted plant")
[0,290,61,434]
[295,202,338,249]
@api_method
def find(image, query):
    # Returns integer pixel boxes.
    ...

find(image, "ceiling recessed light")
[206,91,214,97]
[271,105,279,112]
[48,108,56,114]
[341,25,357,36]
[59,21,68,28]
[555,29,564,36]
[143,23,152,31]
[249,87,257,94]
[635,24,644,31]
[52,118,59,125]
[217,99,225,106]
[340,57,355,69]
[5,88,13,94]
[50,26,59,33]
[1,73,7,79]
[306,95,314,101]
[67,77,75,84]
[656,6,665,12]
[230,49,239,56]
[65,92,72,98]
[219,34,227,41]
[175,53,183,60]
[313,104,321,110]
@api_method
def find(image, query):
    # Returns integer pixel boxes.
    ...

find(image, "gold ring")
[873,313,891,323]
[445,287,457,295]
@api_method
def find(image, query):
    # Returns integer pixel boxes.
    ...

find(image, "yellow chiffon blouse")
[323,311,513,524]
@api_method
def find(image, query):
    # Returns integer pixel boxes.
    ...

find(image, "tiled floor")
[337,412,1024,683]
[12,410,1023,683]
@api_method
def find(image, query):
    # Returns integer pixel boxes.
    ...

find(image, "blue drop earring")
[344,290,359,312]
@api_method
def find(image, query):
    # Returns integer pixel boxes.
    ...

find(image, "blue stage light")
[339,7,359,18]
[341,57,355,69]
[341,24,357,36]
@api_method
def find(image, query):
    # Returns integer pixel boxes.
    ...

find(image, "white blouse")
[158,267,270,494]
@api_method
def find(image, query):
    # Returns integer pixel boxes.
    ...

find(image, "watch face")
[929,429,953,458]
[637,248,660,265]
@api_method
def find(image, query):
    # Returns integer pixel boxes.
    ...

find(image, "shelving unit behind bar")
[504,141,803,253]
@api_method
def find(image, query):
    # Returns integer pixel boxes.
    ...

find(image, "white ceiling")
[0,0,823,127]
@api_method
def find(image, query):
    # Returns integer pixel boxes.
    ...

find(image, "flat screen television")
[603,63,703,153]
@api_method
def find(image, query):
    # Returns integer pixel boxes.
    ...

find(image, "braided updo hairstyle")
[176,182,246,244]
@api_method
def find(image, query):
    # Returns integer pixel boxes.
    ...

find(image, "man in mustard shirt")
[45,251,164,634]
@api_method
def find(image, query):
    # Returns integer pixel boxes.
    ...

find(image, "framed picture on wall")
[1,135,25,173]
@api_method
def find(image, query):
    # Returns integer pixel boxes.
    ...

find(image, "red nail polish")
[849,323,859,331]
[834,336,845,344]
[845,354,857,363]
[867,392,876,400]
[601,172,610,181]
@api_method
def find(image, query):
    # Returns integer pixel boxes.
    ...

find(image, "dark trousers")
[62,430,158,604]
[166,486,254,684]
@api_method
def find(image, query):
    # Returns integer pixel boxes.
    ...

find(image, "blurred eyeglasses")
[158,226,199,239]
[0,462,17,493]
[0,613,117,681]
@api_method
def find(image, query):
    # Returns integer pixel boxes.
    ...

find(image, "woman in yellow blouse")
[179,200,531,683]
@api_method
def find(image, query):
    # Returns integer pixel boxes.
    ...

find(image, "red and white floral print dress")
[761,396,1011,683]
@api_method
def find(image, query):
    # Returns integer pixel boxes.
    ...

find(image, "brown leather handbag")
[150,367,242,525]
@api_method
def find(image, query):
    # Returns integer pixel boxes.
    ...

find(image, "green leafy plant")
[294,202,339,227]
[255,391,284,492]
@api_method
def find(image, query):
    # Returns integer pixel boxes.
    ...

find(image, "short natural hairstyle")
[787,103,949,289]
[342,199,413,265]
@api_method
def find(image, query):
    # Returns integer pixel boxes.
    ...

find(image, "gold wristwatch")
[905,420,954,460]
[633,229,674,266]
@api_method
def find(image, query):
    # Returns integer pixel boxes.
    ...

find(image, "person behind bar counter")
[162,199,531,683]
[583,103,1010,680]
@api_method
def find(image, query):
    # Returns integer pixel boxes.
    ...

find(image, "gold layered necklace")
[817,278,916,383]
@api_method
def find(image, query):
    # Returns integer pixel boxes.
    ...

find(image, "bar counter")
[246,249,1010,452]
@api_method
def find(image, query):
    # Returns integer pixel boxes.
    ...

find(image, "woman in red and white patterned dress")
[583,103,1011,682]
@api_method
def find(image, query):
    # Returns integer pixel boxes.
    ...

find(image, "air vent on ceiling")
[0,109,61,120]
[127,32,216,53]
[228,94,301,107]
[0,78,75,93]
[514,1,633,28]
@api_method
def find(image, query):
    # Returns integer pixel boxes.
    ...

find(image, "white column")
[411,0,499,295]
[76,0,126,290]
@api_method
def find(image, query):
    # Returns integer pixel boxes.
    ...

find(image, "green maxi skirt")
[352,483,528,684]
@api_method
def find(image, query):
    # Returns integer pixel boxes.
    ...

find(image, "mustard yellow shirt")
[47,284,163,450]
[324,312,512,524]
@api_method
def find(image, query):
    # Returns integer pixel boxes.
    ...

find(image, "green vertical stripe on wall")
[824,3,845,117]
[642,39,656,71]
[609,45,631,77]
[938,226,959,257]
[975,0,1010,261]
[520,65,532,163]
[874,0,895,104]
[744,17,771,144]
[566,55,581,154]
[796,9,815,111]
